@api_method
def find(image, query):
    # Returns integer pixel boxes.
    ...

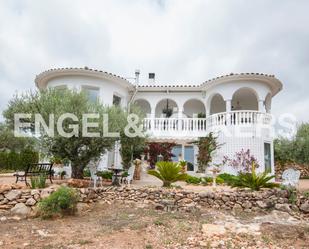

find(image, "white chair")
[88,161,102,188]
[122,164,136,185]
[282,168,300,188]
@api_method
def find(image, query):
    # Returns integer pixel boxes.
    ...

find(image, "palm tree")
[148,161,188,187]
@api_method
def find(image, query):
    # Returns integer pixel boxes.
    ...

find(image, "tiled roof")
[201,72,275,86]
[137,83,200,88]
[36,67,278,89]
[35,66,135,88]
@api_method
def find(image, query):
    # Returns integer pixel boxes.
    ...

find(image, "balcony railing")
[206,111,272,129]
[142,111,272,138]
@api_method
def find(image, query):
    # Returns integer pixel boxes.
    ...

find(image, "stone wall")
[1,185,309,217]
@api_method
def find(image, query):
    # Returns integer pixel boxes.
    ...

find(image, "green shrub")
[97,170,113,179]
[215,176,224,184]
[148,161,187,187]
[231,163,279,191]
[218,173,238,185]
[203,176,213,184]
[186,175,201,184]
[38,186,79,219]
[201,176,225,185]
[0,148,38,171]
[83,168,91,177]
[30,174,46,189]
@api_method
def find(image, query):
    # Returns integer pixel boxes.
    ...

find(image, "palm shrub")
[218,173,238,185]
[38,186,79,218]
[231,163,279,191]
[148,161,187,187]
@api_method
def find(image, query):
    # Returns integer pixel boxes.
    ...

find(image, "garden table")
[108,168,123,186]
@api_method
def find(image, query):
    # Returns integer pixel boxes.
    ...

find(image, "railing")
[143,118,207,133]
[143,111,272,138]
[206,111,272,129]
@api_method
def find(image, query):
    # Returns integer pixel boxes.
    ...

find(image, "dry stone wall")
[1,184,309,217]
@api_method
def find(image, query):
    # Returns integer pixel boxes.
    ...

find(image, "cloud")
[0,0,308,123]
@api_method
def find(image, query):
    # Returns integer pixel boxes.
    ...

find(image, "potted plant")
[178,160,187,173]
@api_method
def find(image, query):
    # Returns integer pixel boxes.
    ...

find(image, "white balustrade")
[142,111,271,138]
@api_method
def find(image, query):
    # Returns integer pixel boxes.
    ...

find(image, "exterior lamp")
[157,154,163,162]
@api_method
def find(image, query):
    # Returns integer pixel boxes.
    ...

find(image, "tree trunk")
[71,162,85,179]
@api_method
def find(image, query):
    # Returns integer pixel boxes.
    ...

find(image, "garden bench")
[14,163,54,185]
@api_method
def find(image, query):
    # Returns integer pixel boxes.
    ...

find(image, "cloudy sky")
[0,0,308,123]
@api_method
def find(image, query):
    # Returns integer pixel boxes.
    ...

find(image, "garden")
[0,89,309,248]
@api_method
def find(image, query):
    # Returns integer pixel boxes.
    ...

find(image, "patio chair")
[282,168,300,188]
[122,164,135,185]
[88,161,102,188]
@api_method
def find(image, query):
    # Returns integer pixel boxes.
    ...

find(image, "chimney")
[135,69,140,84]
[148,73,155,84]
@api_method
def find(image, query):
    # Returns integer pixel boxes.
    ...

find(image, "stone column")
[150,106,155,130]
[258,100,265,112]
[225,99,232,112]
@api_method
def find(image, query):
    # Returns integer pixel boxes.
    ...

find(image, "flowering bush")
[223,149,259,173]
[144,142,176,168]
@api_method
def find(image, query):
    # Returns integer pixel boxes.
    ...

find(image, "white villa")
[35,67,282,175]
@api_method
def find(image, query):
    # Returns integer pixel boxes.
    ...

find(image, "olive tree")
[3,89,141,178]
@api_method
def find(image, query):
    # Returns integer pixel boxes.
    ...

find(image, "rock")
[0,184,11,194]
[300,202,309,213]
[0,204,12,209]
[0,198,8,205]
[275,203,291,213]
[0,194,4,200]
[77,203,90,213]
[232,203,243,214]
[37,229,49,237]
[256,201,268,209]
[5,190,22,201]
[161,199,175,206]
[0,216,7,222]
[40,188,54,199]
[30,189,40,196]
[10,203,31,217]
[154,204,164,210]
[242,201,252,209]
[202,224,226,236]
[25,198,36,206]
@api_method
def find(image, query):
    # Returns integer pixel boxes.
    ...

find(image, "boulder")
[232,203,243,214]
[10,203,31,217]
[25,198,36,206]
[275,203,291,213]
[242,201,252,209]
[0,184,11,194]
[5,190,22,201]
[300,202,309,213]
[256,200,270,209]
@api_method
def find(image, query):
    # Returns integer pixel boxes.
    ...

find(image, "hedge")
[0,148,39,171]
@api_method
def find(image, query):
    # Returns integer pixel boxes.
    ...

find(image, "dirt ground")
[0,201,309,249]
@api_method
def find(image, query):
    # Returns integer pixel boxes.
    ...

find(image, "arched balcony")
[138,87,272,139]
[206,87,271,129]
